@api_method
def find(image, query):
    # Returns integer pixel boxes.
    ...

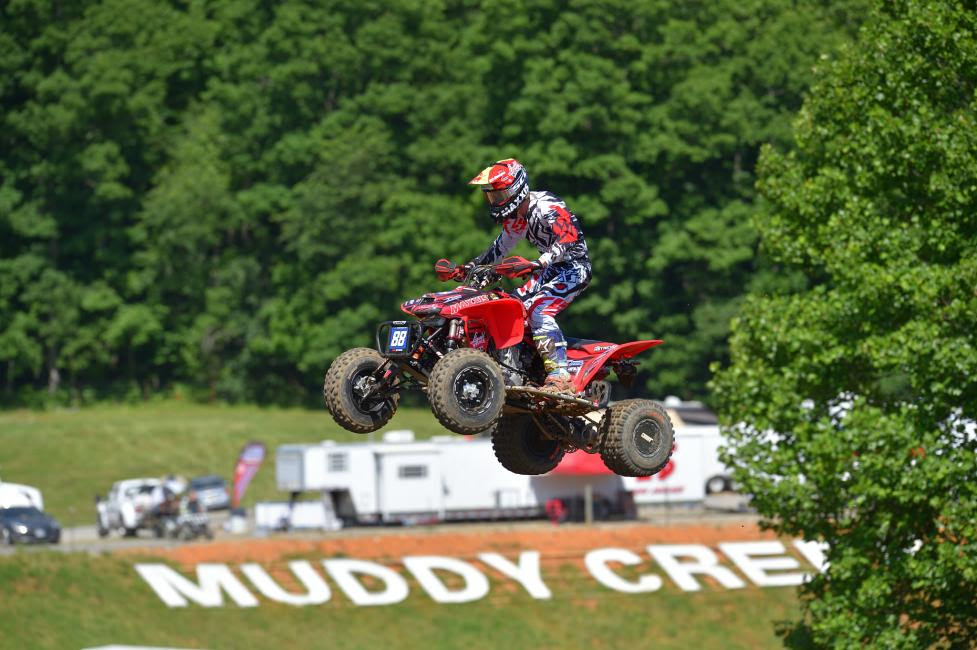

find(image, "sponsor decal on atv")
[445,294,492,315]
[469,331,488,350]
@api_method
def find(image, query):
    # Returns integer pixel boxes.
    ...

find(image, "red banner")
[231,441,266,508]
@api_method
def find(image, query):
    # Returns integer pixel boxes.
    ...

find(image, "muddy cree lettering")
[134,542,828,607]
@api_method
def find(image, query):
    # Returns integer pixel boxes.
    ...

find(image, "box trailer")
[276,435,560,525]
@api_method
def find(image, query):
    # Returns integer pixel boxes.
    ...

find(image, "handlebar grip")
[435,258,459,281]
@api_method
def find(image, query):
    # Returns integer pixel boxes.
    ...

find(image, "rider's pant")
[516,260,591,377]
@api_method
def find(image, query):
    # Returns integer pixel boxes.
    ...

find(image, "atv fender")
[455,297,525,349]
[608,339,663,361]
[572,339,663,391]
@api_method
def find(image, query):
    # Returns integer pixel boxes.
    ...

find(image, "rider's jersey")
[473,191,590,268]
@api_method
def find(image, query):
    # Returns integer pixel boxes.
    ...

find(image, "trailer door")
[276,447,305,492]
[378,450,443,519]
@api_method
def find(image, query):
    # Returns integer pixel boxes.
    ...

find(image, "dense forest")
[0,0,865,406]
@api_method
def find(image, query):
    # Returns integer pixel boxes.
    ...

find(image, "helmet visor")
[483,184,522,207]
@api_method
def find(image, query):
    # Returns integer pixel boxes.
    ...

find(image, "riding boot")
[534,332,575,394]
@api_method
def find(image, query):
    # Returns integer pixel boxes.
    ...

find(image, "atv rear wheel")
[599,399,674,477]
[428,348,505,435]
[324,347,399,433]
[492,415,565,475]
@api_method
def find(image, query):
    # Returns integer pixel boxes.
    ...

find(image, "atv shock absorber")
[446,318,463,351]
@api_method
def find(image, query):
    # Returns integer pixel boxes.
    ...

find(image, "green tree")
[1,0,865,405]
[712,2,977,646]
[0,0,215,399]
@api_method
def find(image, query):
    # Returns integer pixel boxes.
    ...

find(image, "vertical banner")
[232,441,266,508]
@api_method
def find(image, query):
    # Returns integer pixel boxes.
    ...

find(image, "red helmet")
[468,158,530,223]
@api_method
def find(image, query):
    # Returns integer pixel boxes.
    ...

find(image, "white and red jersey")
[473,191,590,268]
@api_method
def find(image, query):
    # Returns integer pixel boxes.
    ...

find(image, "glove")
[495,256,539,279]
[435,258,467,282]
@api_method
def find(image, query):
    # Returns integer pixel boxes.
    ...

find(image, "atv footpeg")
[506,386,599,415]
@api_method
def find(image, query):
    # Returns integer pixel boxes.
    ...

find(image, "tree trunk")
[47,347,61,394]
[48,366,61,394]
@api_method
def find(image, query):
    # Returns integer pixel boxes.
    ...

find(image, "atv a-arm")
[352,359,410,408]
[505,386,599,415]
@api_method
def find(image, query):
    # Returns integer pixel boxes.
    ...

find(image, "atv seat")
[564,336,612,352]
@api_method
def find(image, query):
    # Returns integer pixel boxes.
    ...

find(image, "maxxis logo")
[445,294,491,315]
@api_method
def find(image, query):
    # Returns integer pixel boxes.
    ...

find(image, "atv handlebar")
[435,259,516,289]
[463,264,503,290]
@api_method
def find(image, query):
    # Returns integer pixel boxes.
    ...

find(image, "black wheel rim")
[453,367,494,414]
[633,417,664,458]
[349,366,388,414]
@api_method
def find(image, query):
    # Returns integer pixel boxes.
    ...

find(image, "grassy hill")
[0,401,804,649]
[0,400,448,526]
[0,550,799,650]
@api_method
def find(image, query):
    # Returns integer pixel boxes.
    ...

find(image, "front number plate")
[388,326,410,353]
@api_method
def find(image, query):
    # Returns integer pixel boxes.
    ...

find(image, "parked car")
[95,478,166,537]
[189,474,230,511]
[0,506,60,544]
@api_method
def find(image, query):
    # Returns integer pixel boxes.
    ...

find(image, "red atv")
[323,263,674,477]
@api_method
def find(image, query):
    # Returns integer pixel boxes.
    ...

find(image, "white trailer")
[276,435,552,525]
[275,403,733,526]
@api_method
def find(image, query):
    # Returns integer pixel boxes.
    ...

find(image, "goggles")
[483,183,523,206]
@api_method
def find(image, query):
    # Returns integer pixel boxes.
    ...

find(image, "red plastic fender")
[608,339,663,361]
[572,339,664,392]
[454,296,526,349]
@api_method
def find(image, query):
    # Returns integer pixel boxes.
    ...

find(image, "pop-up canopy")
[548,450,614,476]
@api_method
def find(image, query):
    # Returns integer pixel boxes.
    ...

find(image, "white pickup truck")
[95,478,165,537]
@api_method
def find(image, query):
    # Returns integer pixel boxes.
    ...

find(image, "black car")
[0,506,61,544]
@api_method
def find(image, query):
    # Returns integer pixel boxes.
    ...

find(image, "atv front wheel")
[492,415,565,475]
[599,399,674,477]
[324,347,399,433]
[428,348,505,435]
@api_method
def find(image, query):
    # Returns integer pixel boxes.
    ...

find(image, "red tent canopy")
[549,450,614,475]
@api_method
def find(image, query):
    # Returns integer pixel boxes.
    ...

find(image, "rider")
[437,158,591,394]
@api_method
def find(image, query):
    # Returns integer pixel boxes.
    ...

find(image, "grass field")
[0,401,805,649]
[0,401,448,526]
[0,549,799,650]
